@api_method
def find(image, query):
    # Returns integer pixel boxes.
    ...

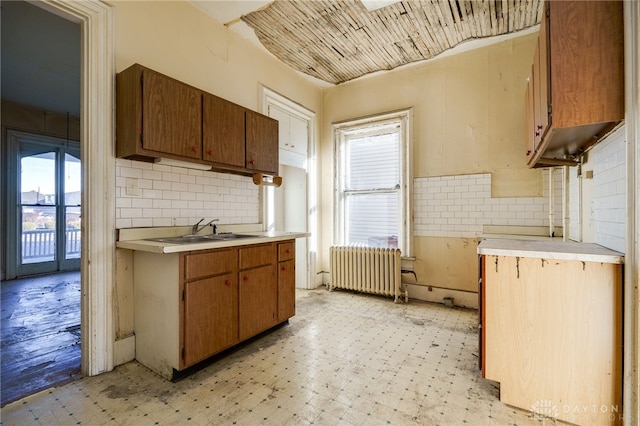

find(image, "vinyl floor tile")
[1,288,544,425]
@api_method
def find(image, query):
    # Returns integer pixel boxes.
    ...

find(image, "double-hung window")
[334,109,412,255]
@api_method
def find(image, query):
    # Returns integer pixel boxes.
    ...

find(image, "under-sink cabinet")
[133,240,295,380]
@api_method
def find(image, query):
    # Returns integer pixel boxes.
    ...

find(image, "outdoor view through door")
[334,109,412,255]
[12,132,81,277]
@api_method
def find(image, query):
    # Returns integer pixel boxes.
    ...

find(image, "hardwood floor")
[1,271,81,407]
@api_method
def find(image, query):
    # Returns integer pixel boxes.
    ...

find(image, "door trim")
[38,0,115,377]
[260,86,318,289]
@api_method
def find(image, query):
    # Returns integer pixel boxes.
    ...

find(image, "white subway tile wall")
[115,159,260,229]
[414,171,563,238]
[568,166,581,241]
[590,127,626,253]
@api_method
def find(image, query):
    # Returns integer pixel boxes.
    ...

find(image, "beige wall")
[320,32,538,292]
[112,0,322,341]
[113,1,320,116]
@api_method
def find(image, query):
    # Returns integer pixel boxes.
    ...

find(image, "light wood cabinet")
[133,240,296,380]
[116,64,203,162]
[117,63,279,175]
[480,250,623,425]
[525,0,624,167]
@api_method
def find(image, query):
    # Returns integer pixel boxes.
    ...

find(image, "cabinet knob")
[281,266,286,271]
[208,150,213,156]
[191,146,197,153]
[286,249,291,254]
[243,275,249,281]
[249,160,255,166]
[535,131,540,137]
[225,279,231,286]
[526,150,531,156]
[537,125,543,130]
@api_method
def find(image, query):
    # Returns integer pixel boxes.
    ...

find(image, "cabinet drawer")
[278,241,295,262]
[184,248,237,281]
[239,243,276,270]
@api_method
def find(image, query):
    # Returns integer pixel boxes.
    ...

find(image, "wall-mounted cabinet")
[116,63,279,175]
[525,0,624,168]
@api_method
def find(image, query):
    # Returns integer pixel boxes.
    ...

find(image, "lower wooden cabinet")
[133,239,296,380]
[183,273,238,366]
[278,241,296,322]
[239,264,277,340]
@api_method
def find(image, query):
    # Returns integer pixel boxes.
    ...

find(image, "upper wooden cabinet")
[525,1,624,168]
[246,110,279,174]
[117,63,279,175]
[116,64,203,162]
[203,93,245,168]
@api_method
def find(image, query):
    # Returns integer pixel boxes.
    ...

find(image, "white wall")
[588,126,627,253]
[115,159,259,229]
[414,170,563,238]
[567,126,626,252]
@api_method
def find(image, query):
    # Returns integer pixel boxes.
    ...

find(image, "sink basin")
[146,233,260,244]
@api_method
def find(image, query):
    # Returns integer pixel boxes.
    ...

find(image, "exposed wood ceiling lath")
[242,0,543,84]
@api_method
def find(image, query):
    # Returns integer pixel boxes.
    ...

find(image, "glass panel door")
[17,140,81,276]
[64,153,81,261]
[20,151,58,271]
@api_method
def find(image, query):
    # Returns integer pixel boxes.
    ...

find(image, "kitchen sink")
[146,233,260,244]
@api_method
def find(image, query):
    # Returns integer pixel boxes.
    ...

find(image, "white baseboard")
[113,335,135,366]
[406,283,478,309]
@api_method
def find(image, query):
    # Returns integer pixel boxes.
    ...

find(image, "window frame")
[333,108,413,256]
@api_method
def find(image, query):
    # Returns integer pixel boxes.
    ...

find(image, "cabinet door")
[142,69,202,159]
[202,94,245,167]
[278,260,295,322]
[245,110,279,174]
[239,265,277,340]
[183,273,238,367]
[142,70,202,159]
[525,74,535,163]
[534,7,549,145]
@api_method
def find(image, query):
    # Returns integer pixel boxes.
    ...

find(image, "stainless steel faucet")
[191,218,219,234]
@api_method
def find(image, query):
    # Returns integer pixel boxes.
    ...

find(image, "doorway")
[262,87,318,289]
[8,131,82,278]
[1,0,83,403]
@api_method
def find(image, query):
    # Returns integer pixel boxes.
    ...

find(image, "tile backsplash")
[414,171,563,238]
[115,159,259,229]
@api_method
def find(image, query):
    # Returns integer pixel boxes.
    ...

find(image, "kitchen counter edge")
[477,238,624,264]
[116,232,310,254]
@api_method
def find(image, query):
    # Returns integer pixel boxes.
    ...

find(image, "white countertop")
[477,238,624,264]
[116,231,309,254]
